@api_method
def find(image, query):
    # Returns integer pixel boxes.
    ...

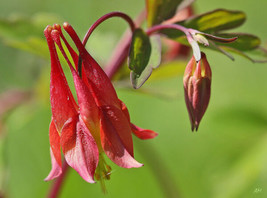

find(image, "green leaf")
[146,0,195,27]
[220,46,267,63]
[207,34,266,63]
[128,28,152,75]
[130,34,161,89]
[161,9,246,39]
[214,33,261,51]
[171,33,266,63]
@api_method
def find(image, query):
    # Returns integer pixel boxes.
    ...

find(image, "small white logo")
[254,188,262,194]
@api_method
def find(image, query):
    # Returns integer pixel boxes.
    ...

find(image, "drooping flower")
[44,23,158,184]
[183,52,211,131]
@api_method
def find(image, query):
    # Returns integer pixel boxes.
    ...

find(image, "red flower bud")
[183,52,211,131]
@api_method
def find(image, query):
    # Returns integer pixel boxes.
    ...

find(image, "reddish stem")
[78,12,136,76]
[47,161,69,198]
[82,11,136,45]
[146,23,189,36]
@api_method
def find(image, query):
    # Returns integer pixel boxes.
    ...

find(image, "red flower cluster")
[44,23,157,183]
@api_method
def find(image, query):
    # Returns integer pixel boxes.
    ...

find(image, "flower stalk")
[78,11,136,76]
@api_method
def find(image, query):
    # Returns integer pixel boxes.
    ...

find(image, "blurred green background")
[0,0,267,198]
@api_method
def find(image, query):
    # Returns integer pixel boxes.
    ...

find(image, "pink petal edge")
[44,148,62,181]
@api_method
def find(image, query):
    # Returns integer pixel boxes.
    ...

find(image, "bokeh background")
[0,0,267,197]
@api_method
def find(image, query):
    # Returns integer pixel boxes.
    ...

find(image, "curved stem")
[47,161,69,198]
[146,23,190,36]
[82,11,136,45]
[146,24,203,61]
[78,12,136,75]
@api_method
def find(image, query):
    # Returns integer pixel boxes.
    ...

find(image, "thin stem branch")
[82,11,136,45]
[146,23,190,36]
[47,161,69,198]
[78,12,136,75]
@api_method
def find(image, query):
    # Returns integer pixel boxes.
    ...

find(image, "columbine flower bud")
[183,52,211,131]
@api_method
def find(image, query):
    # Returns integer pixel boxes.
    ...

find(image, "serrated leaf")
[161,9,246,39]
[130,34,162,89]
[146,0,195,27]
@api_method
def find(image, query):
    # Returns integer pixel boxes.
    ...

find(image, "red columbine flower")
[183,52,211,131]
[44,23,157,184]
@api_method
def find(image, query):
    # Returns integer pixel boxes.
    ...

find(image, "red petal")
[44,148,62,181]
[70,61,100,130]
[100,105,142,168]
[45,119,62,181]
[49,119,62,167]
[63,23,120,107]
[131,124,158,140]
[119,99,157,139]
[44,26,78,132]
[50,29,99,130]
[61,116,99,183]
[119,99,130,121]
